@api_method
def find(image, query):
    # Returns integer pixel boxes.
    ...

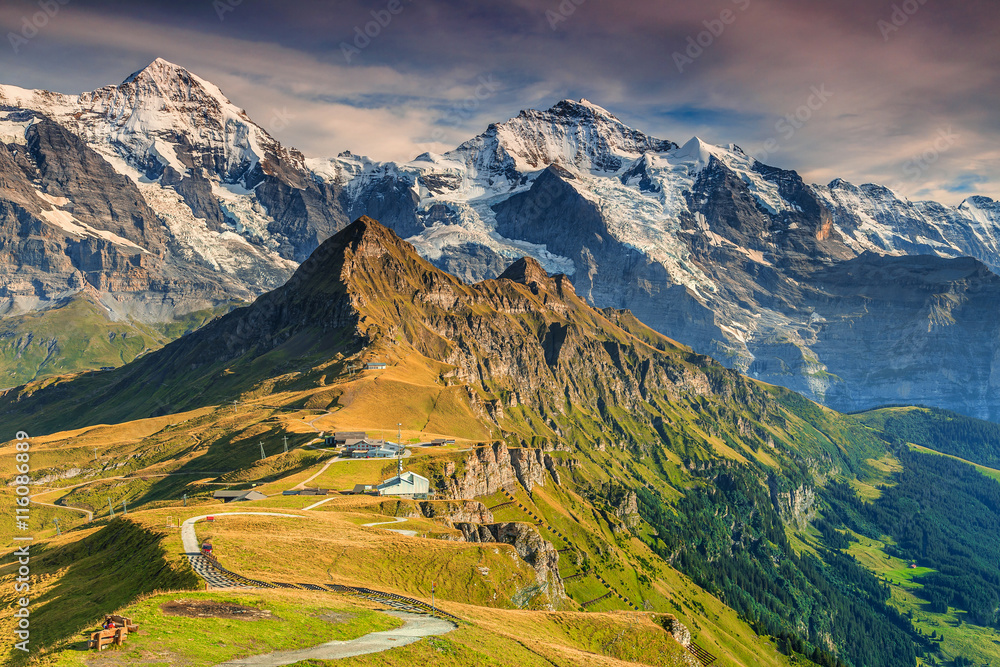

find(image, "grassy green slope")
[0,518,198,664]
[0,293,238,388]
[855,405,1000,468]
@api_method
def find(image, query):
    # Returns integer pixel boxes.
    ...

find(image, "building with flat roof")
[365,362,387,370]
[346,438,403,456]
[377,471,430,498]
[326,431,367,446]
[351,446,400,458]
[213,490,267,503]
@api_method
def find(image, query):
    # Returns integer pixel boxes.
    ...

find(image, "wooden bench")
[88,626,127,650]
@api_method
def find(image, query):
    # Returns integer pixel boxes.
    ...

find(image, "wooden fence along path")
[187,553,461,622]
[687,640,718,666]
[580,592,612,608]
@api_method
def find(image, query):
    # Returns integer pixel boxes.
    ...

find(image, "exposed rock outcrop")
[417,500,494,524]
[447,443,565,498]
[445,442,518,499]
[768,477,817,529]
[454,521,566,603]
[659,614,692,647]
[612,490,641,529]
[656,615,699,667]
[509,447,550,492]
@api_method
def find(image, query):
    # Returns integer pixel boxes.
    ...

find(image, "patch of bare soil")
[161,599,275,620]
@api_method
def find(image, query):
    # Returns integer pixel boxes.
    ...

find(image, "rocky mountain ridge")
[0,217,739,440]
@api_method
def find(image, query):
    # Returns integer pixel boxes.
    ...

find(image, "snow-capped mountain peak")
[447,99,679,183]
[4,61,1000,420]
[0,58,282,186]
[74,58,279,183]
[123,57,194,85]
[672,136,717,170]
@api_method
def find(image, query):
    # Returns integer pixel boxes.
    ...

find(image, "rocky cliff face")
[446,442,562,498]
[659,614,693,647]
[509,447,556,493]
[454,521,566,603]
[612,490,641,529]
[815,181,1000,275]
[417,500,494,524]
[768,477,817,530]
[0,117,252,322]
[446,443,518,499]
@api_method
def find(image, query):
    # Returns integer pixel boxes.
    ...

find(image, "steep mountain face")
[815,181,1000,274]
[0,117,245,319]
[0,59,348,379]
[2,59,1000,418]
[0,58,340,321]
[0,217,728,436]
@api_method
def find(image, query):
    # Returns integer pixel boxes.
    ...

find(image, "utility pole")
[432,581,435,610]
[53,518,60,536]
[122,498,128,515]
[183,493,187,507]
[283,435,289,454]
[232,399,239,413]
[107,497,115,519]
[260,441,266,460]
[397,425,403,478]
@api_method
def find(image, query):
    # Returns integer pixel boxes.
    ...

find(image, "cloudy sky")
[1,0,996,204]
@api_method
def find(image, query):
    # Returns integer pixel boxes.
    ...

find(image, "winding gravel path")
[293,459,336,490]
[362,516,418,537]
[213,611,455,666]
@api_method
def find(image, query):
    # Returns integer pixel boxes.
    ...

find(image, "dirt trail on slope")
[213,611,454,666]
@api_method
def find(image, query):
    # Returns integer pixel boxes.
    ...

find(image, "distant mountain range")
[1,58,998,419]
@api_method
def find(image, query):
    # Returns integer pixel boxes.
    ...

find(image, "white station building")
[377,471,430,498]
